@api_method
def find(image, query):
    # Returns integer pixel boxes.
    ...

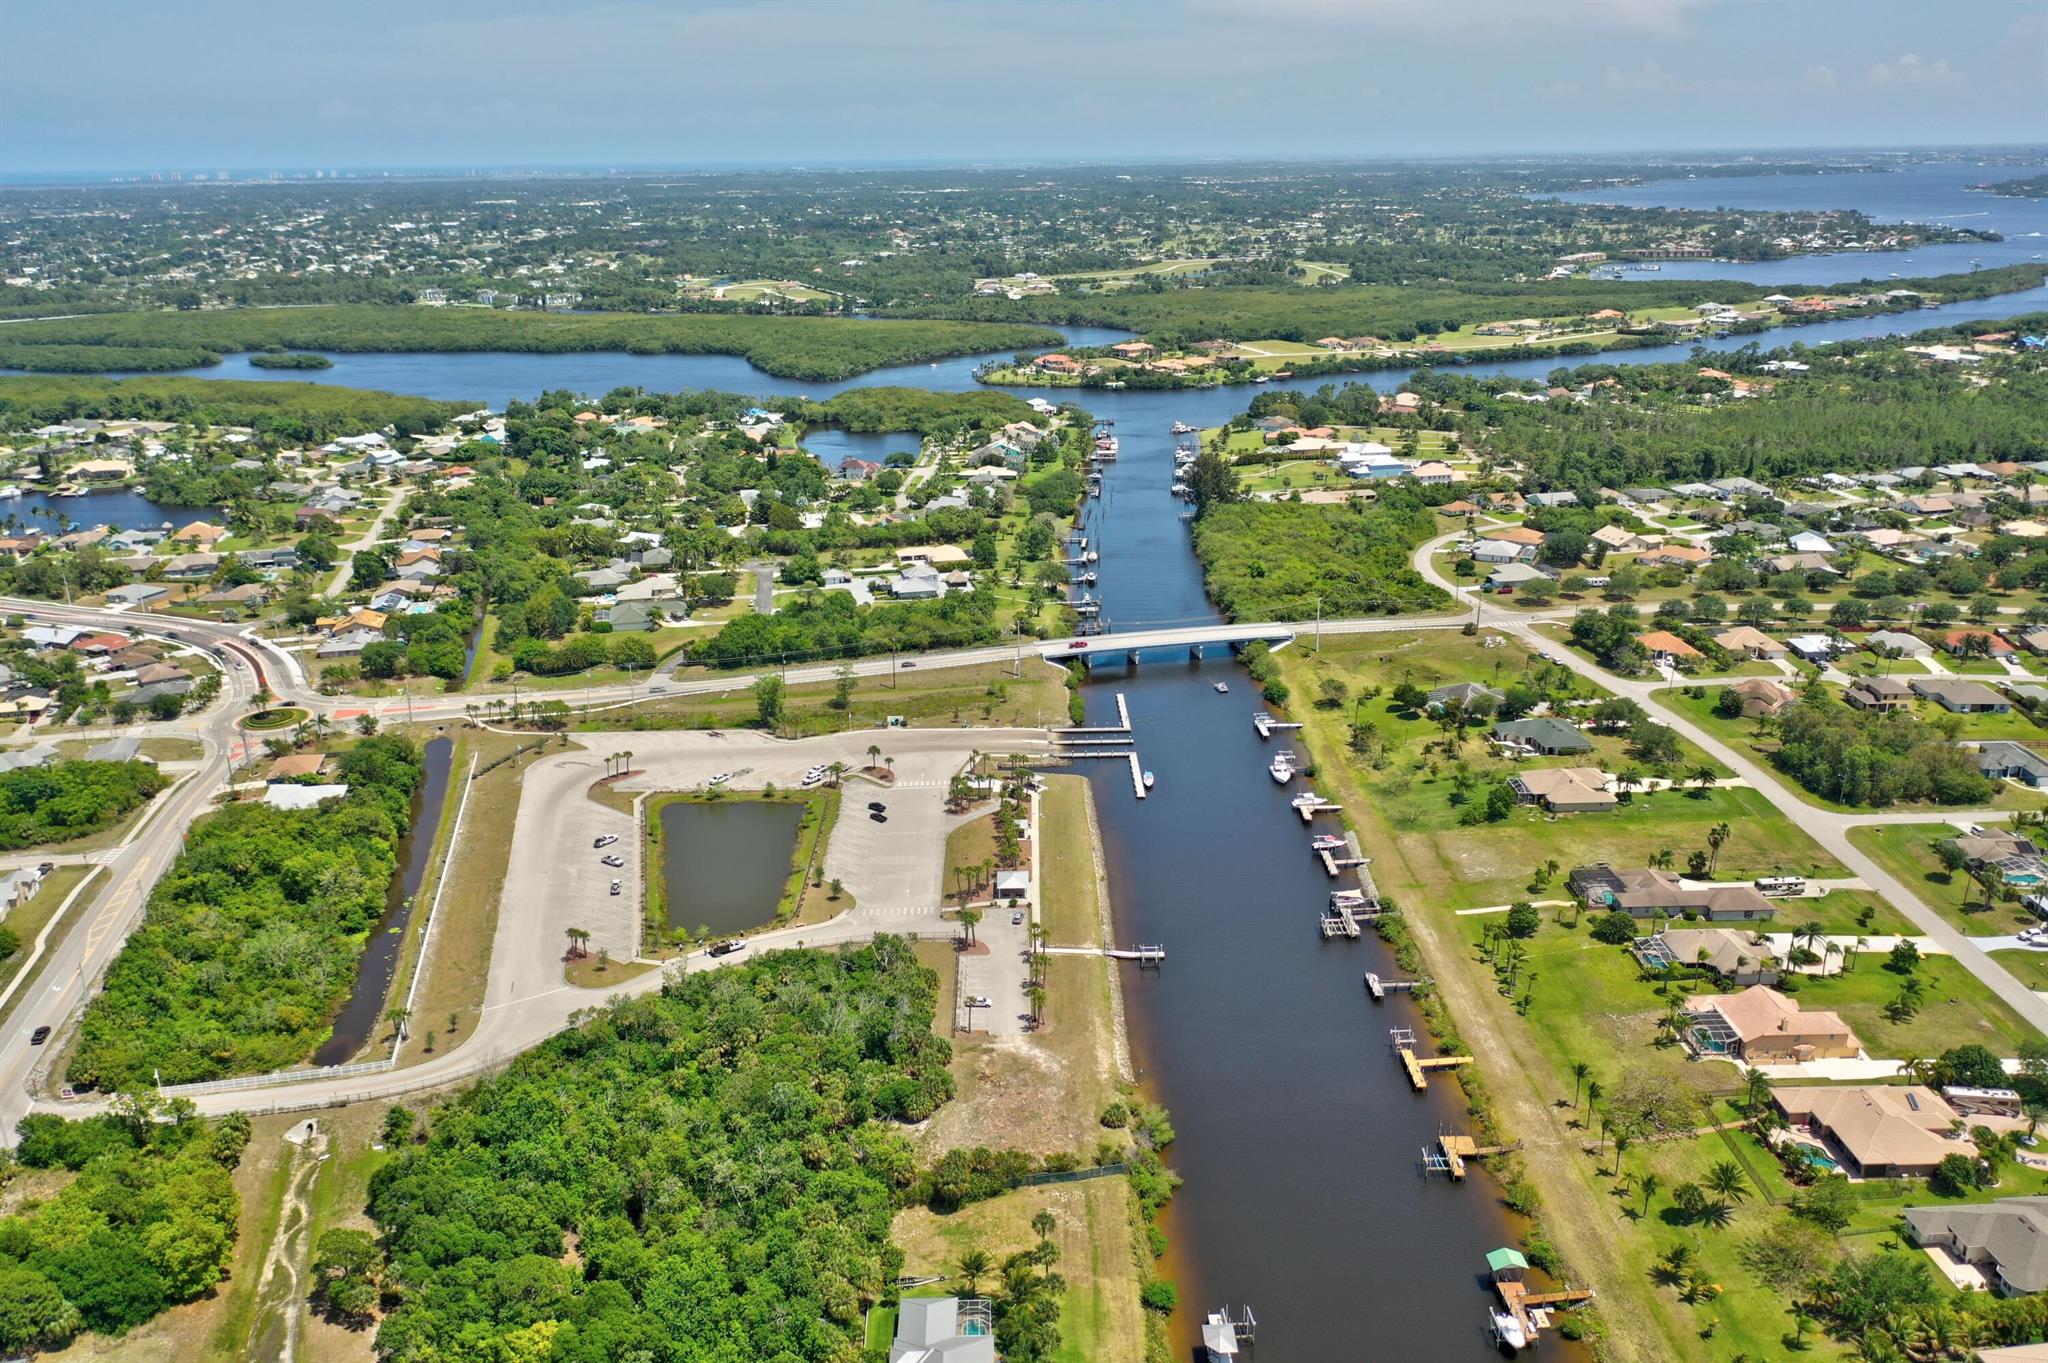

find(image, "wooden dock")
[1430,1134,1518,1180]
[1390,1028,1473,1091]
[1295,799,1341,822]
[1364,972,1424,1001]
[1318,831,1369,877]
[1496,1280,1595,1343]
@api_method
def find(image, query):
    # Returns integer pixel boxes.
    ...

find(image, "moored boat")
[1142,770,1155,789]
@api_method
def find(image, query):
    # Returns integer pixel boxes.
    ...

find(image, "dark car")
[867,801,886,813]
[707,939,744,957]
[869,811,888,823]
[30,1025,51,1046]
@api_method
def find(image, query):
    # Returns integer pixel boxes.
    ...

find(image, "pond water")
[2,486,222,534]
[657,798,804,936]
[314,734,456,1065]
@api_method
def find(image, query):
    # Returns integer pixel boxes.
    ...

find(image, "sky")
[4,0,2045,175]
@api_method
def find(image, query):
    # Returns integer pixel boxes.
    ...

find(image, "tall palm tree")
[1706,821,1731,872]
[955,1248,992,1296]
[1570,1060,1592,1110]
[1637,1171,1661,1218]
[1705,1161,1748,1202]
[1744,1067,1774,1119]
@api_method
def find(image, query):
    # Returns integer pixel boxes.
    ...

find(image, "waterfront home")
[1776,1086,1975,1178]
[1713,626,1786,660]
[1726,677,1794,717]
[1638,630,1702,665]
[1654,927,1780,985]
[1568,864,1776,922]
[1911,678,2010,714]
[1974,742,2048,789]
[889,1297,994,1363]
[1492,717,1592,756]
[1509,766,1616,813]
[1905,1198,2048,1294]
[1684,986,1860,1063]
[1845,676,1914,712]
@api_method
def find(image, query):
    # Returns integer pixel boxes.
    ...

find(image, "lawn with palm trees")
[1849,823,2044,937]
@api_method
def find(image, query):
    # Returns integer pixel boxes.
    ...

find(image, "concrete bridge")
[1037,620,1300,665]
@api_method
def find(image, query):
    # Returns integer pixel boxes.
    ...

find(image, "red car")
[1067,640,1089,650]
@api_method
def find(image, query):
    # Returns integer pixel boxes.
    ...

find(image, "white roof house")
[263,784,350,810]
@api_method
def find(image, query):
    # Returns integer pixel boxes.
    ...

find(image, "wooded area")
[0,759,167,850]
[1193,495,1449,622]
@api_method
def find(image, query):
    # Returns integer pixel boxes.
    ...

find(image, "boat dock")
[1252,711,1305,739]
[1421,1133,1519,1180]
[1390,1027,1474,1091]
[1318,830,1368,877]
[1364,972,1425,1001]
[1295,797,1342,821]
[1053,692,1132,736]
[1054,747,1146,800]
[1496,1279,1595,1344]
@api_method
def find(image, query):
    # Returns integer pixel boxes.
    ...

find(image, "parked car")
[1011,911,1024,926]
[966,996,993,1009]
[609,879,623,896]
[708,939,744,957]
[868,801,887,813]
[709,772,732,785]
[869,812,888,823]
[601,854,624,868]
[594,833,619,848]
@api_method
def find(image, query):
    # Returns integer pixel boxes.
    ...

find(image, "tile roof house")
[1911,678,2011,714]
[1509,765,1616,812]
[1778,1087,1976,1178]
[1656,927,1780,985]
[1945,629,2015,657]
[1714,626,1786,659]
[1638,630,1703,662]
[1568,865,1776,921]
[1686,985,1860,1064]
[1726,677,1794,717]
[1590,524,1647,553]
[1492,717,1592,756]
[1904,1198,2048,1295]
[1485,526,1546,547]
[1640,544,1712,568]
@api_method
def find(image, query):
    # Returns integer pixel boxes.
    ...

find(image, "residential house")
[1590,524,1648,554]
[1569,864,1776,921]
[1684,985,1860,1063]
[263,783,349,810]
[886,564,945,600]
[1911,678,2011,714]
[1785,635,1839,665]
[172,520,228,546]
[888,1297,995,1363]
[1426,681,1504,712]
[1656,927,1780,986]
[0,865,46,911]
[1509,766,1616,812]
[1726,677,1794,717]
[202,582,268,609]
[1904,1198,2048,1295]
[1492,717,1592,756]
[1953,830,2048,887]
[1714,626,1786,660]
[1864,629,1932,658]
[1484,526,1546,550]
[238,547,300,572]
[1640,544,1712,570]
[1486,562,1551,592]
[1472,539,1534,566]
[1638,630,1703,665]
[104,584,169,609]
[1776,1087,1976,1178]
[160,552,219,580]
[896,545,974,568]
[1945,629,2015,658]
[1846,676,1915,712]
[598,601,659,632]
[265,753,333,782]
[1974,742,2048,789]
[1788,530,1835,555]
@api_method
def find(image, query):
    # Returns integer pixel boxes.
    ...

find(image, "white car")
[601,854,624,868]
[708,772,732,786]
[966,996,993,1009]
[609,879,623,895]
[594,833,619,849]
[801,766,826,787]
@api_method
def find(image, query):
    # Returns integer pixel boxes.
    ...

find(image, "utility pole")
[1315,595,1322,654]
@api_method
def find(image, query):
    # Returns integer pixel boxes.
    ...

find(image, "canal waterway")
[313,734,455,1066]
[77,165,2048,1353]
[2,486,222,535]
[656,797,805,937]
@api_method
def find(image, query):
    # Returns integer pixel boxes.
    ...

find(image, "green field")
[1848,823,2043,937]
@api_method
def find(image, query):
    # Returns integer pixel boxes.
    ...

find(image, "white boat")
[1268,756,1296,784]
[1311,834,1346,851]
[1214,682,1229,694]
[1171,421,1196,434]
[1289,790,1323,809]
[1142,771,1155,789]
[0,486,19,498]
[1491,1308,1529,1352]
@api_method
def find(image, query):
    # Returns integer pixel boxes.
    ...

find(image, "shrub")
[1589,910,1637,945]
[1139,1280,1179,1314]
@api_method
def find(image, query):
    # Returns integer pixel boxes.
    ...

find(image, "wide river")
[92,168,2048,1356]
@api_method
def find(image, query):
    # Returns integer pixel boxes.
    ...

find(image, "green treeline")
[1772,691,1993,808]
[895,264,2046,346]
[364,939,954,1362]
[0,305,1064,381]
[689,586,1001,668]
[0,375,466,441]
[69,736,426,1089]
[0,759,168,850]
[794,386,1038,434]
[1192,495,1450,622]
[0,1108,250,1355]
[245,351,334,369]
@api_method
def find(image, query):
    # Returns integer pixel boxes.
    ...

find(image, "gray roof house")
[1863,629,1932,658]
[1912,678,2011,714]
[105,584,170,608]
[889,1297,995,1363]
[1904,1198,2048,1295]
[598,602,658,632]
[1975,742,2048,788]
[1427,681,1504,711]
[1492,717,1592,755]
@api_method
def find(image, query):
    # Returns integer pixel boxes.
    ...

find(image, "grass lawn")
[1848,824,2038,937]
[944,809,999,904]
[1787,889,1915,936]
[1989,948,2048,990]
[579,659,1067,736]
[0,864,97,1021]
[890,1178,1144,1363]
[1797,954,2043,1056]
[1040,777,1103,947]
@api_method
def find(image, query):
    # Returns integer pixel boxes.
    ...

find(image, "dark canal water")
[657,799,803,936]
[80,167,2048,1354]
[2,486,222,534]
[313,734,455,1066]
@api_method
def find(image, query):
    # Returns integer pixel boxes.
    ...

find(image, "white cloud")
[1867,53,1962,87]
[1803,64,1838,92]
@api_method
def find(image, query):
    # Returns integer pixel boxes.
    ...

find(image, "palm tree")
[1638,1171,1661,1218]
[1705,1160,1748,1202]
[955,1248,992,1296]
[1585,1080,1603,1127]
[1610,1129,1633,1176]
[1570,1060,1592,1110]
[1706,821,1731,872]
[1743,1067,1774,1119]
[867,743,882,769]
[1025,982,1047,1025]
[566,925,591,960]
[1694,765,1718,796]
[959,907,981,947]
[384,1004,411,1040]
